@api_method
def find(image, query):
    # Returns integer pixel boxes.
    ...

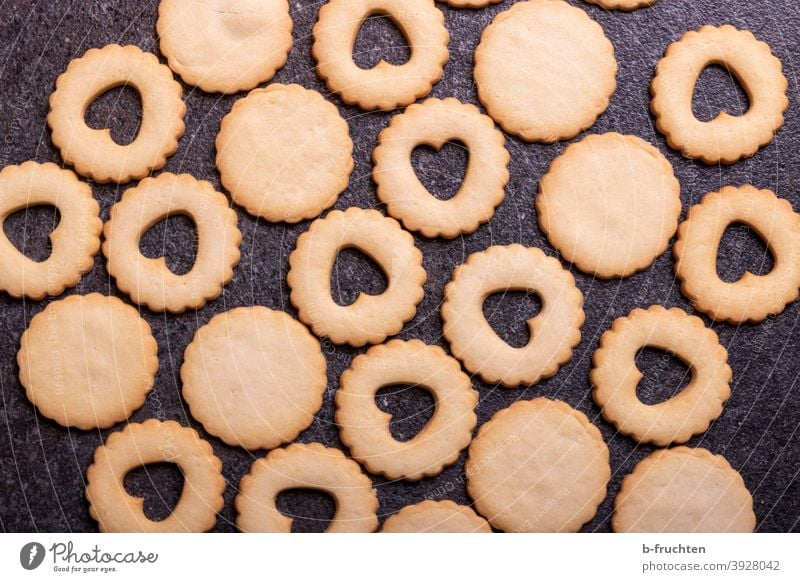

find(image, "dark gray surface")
[0,0,798,533]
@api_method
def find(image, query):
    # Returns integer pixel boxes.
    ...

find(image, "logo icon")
[20,542,46,570]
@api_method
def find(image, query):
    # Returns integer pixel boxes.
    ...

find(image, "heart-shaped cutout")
[331,247,389,306]
[376,383,435,442]
[411,140,469,202]
[85,84,143,146]
[139,213,198,276]
[276,488,336,533]
[3,204,61,263]
[353,12,410,70]
[123,462,185,522]
[692,64,749,122]
[716,221,775,283]
[483,290,542,349]
[635,347,692,405]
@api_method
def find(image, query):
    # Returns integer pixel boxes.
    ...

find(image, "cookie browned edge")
[0,161,102,299]
[585,0,656,11]
[381,499,492,532]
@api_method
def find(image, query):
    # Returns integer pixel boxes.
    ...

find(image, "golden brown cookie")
[312,0,449,110]
[651,25,788,164]
[474,0,617,142]
[674,186,800,324]
[181,307,327,450]
[216,84,354,223]
[86,420,225,532]
[466,398,610,532]
[373,98,510,238]
[613,447,756,533]
[18,294,158,430]
[336,339,478,481]
[288,208,426,347]
[537,133,681,279]
[236,443,379,532]
[585,0,656,10]
[157,0,292,94]
[591,306,732,447]
[442,245,584,388]
[0,162,101,299]
[381,500,491,533]
[103,173,242,313]
[48,44,185,184]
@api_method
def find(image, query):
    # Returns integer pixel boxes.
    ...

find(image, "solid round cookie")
[103,173,241,313]
[674,185,800,324]
[613,447,756,532]
[86,420,225,532]
[157,0,292,94]
[466,398,610,532]
[236,443,379,532]
[584,0,656,10]
[18,294,158,430]
[288,208,426,347]
[591,306,732,447]
[336,340,478,481]
[312,0,449,110]
[216,84,353,223]
[474,0,617,142]
[537,133,681,279]
[651,25,788,164]
[373,98,510,238]
[442,245,584,387]
[48,44,185,184]
[181,307,327,450]
[0,162,101,299]
[381,500,491,533]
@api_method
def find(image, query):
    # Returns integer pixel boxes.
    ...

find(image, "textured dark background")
[0,0,798,533]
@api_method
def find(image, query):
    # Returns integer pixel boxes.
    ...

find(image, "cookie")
[216,84,354,223]
[381,500,491,533]
[48,44,185,184]
[440,0,500,7]
[18,294,158,430]
[86,420,225,532]
[474,0,617,142]
[288,208,426,347]
[312,0,449,110]
[157,0,292,94]
[236,443,379,532]
[466,398,610,532]
[613,447,756,532]
[651,25,788,164]
[373,98,510,239]
[0,162,101,299]
[591,306,732,446]
[181,307,327,450]
[336,339,478,481]
[537,133,681,279]
[585,0,656,10]
[674,185,800,324]
[442,245,584,388]
[103,173,242,313]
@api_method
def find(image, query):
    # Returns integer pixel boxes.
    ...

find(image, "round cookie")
[591,306,732,446]
[47,44,185,184]
[18,294,158,430]
[86,420,225,532]
[103,173,242,313]
[236,443,379,533]
[651,25,788,164]
[157,0,292,94]
[181,307,327,450]
[216,84,353,223]
[442,245,584,388]
[537,133,681,279]
[0,162,101,299]
[312,0,449,110]
[381,500,491,533]
[288,208,426,347]
[674,185,800,324]
[466,398,610,532]
[585,0,656,10]
[336,339,478,481]
[474,0,617,142]
[373,98,510,238]
[613,447,756,533]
